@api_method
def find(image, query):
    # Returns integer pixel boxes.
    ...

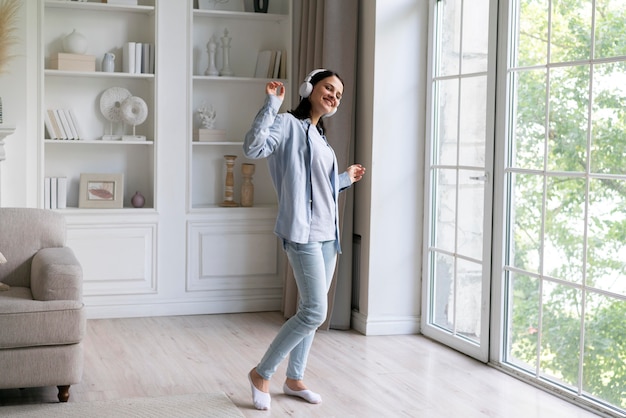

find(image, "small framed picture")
[79,173,124,209]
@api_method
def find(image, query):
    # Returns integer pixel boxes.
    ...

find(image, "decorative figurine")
[197,102,216,129]
[204,36,219,76]
[219,28,234,76]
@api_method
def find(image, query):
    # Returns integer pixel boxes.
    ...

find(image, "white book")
[56,109,74,140]
[272,50,282,78]
[44,110,58,139]
[63,109,79,140]
[53,109,69,139]
[149,43,155,74]
[267,50,277,78]
[50,177,58,209]
[68,109,84,140]
[278,49,287,79]
[56,177,67,209]
[44,177,51,209]
[254,50,273,78]
[46,109,62,139]
[123,42,136,73]
[134,43,142,74]
[142,43,150,74]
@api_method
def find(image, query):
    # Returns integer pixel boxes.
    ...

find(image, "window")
[500,0,626,413]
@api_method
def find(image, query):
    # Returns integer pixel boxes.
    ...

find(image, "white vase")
[63,29,87,54]
[102,53,115,72]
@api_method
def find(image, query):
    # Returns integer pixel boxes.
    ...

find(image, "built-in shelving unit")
[40,0,157,210]
[184,0,290,309]
[188,0,291,210]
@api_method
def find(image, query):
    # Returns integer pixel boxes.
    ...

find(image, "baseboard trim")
[351,310,421,336]
[84,298,282,319]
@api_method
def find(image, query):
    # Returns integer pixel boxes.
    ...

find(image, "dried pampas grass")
[0,0,20,74]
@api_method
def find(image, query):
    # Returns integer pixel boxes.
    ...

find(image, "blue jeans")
[256,240,337,381]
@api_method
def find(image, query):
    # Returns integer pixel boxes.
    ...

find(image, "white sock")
[283,383,322,404]
[248,372,271,410]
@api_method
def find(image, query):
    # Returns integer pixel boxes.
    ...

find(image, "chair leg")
[57,385,70,402]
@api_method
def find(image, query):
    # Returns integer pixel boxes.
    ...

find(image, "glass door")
[422,0,496,361]
[495,0,626,413]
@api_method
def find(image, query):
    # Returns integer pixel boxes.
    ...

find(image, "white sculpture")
[204,36,219,76]
[196,102,225,142]
[219,28,234,76]
[197,103,216,129]
[99,87,131,140]
[121,96,148,141]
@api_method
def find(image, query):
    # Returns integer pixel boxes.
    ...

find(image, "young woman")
[243,69,366,410]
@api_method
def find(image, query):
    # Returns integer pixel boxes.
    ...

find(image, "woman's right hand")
[266,81,285,100]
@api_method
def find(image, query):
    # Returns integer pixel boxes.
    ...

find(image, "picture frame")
[79,173,124,209]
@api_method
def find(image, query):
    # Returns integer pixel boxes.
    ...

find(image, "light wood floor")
[0,312,603,417]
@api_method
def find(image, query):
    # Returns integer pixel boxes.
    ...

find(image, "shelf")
[192,75,287,83]
[192,141,243,146]
[193,9,287,22]
[45,70,155,80]
[53,207,156,214]
[45,139,154,145]
[189,204,278,214]
[45,0,155,15]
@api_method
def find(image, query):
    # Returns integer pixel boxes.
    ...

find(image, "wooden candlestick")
[220,155,239,207]
[241,163,255,207]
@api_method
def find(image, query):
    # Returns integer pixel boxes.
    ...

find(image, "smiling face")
[308,75,343,122]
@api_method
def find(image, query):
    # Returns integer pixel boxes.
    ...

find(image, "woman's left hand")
[347,164,366,184]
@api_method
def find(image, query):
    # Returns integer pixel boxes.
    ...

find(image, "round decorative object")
[63,29,87,54]
[131,191,145,208]
[100,87,131,123]
[120,96,148,126]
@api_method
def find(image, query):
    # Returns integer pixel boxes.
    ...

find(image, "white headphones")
[298,69,325,98]
[298,68,339,118]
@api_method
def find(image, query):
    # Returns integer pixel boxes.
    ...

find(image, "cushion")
[0,287,85,349]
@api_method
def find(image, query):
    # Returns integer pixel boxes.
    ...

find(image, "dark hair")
[289,69,343,131]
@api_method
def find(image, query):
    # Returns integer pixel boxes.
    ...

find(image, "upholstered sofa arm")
[31,247,83,302]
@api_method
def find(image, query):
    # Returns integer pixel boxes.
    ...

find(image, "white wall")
[1,1,429,336]
[353,0,427,335]
[0,1,38,207]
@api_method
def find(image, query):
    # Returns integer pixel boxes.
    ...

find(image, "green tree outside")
[508,0,626,410]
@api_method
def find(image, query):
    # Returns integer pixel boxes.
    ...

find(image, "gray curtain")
[282,0,359,330]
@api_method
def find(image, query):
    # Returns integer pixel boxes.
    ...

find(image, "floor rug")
[0,392,244,418]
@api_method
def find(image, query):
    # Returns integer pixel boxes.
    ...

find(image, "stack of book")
[254,49,287,79]
[44,109,84,140]
[44,177,67,209]
[123,42,155,74]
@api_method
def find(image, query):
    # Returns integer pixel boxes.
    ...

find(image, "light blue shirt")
[243,94,352,252]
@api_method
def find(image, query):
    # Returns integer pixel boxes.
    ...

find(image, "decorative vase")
[241,163,255,207]
[131,191,145,208]
[102,52,115,72]
[63,29,87,54]
[254,0,269,13]
[220,155,239,207]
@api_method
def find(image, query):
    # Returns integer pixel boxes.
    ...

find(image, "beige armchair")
[0,208,85,402]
